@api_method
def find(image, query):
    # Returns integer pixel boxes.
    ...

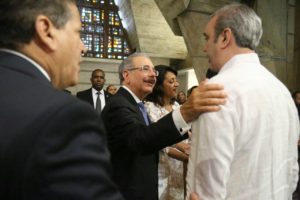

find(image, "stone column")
[256,0,288,84]
[293,0,300,89]
[155,0,295,88]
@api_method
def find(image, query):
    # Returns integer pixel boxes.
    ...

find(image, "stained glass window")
[77,0,132,59]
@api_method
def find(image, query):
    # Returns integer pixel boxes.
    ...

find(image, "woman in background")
[145,65,190,200]
[106,84,118,95]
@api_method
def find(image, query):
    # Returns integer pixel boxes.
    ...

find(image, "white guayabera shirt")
[186,53,299,200]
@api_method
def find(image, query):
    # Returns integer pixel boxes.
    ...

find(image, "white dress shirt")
[92,88,105,110]
[186,53,300,200]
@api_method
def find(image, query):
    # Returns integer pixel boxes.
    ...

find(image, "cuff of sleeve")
[172,106,191,136]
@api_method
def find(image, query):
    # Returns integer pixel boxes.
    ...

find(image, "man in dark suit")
[77,69,111,113]
[0,0,123,199]
[102,53,227,200]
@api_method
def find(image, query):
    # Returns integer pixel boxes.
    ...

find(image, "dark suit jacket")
[0,51,123,200]
[102,87,186,200]
[76,88,111,108]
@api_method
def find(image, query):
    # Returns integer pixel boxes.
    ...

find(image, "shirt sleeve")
[186,105,237,200]
[172,106,191,135]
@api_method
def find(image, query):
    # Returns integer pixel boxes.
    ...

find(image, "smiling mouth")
[145,79,156,86]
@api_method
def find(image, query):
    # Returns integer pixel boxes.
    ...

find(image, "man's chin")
[143,87,153,95]
[62,79,77,90]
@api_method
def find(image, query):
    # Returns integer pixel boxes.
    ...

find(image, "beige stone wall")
[294,0,300,90]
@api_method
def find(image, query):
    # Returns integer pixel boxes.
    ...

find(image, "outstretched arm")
[180,79,227,123]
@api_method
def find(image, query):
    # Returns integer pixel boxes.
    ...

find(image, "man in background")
[77,69,111,114]
[177,90,187,105]
[187,3,299,200]
[0,0,123,199]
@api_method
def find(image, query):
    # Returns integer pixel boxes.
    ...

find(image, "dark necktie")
[138,102,149,125]
[96,92,102,114]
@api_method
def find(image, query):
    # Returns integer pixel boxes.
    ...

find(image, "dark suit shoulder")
[20,91,123,199]
[76,88,92,97]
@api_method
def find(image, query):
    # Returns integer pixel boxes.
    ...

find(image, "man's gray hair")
[118,52,150,83]
[212,3,263,50]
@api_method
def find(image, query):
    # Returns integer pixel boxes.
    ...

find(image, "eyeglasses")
[127,65,159,76]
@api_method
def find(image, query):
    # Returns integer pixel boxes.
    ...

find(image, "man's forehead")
[204,16,217,35]
[132,56,153,66]
[206,16,217,29]
[93,71,104,76]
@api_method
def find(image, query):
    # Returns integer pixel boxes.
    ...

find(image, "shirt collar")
[122,85,142,103]
[92,87,104,95]
[219,53,260,74]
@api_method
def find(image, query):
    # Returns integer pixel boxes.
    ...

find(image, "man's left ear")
[34,15,58,51]
[221,28,232,48]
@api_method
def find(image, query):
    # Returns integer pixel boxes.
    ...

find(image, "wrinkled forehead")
[131,56,154,67]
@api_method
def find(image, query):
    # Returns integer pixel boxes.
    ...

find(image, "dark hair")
[146,65,177,106]
[0,0,76,50]
[91,69,105,77]
[187,85,198,97]
[206,68,218,78]
[292,91,300,99]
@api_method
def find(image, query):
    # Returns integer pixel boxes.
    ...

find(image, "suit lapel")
[88,88,94,105]
[117,87,149,125]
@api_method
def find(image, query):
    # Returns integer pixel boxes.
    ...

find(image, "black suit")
[102,87,186,200]
[76,88,111,108]
[0,51,123,200]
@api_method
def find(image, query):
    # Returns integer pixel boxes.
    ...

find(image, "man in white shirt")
[186,3,300,200]
[77,69,111,113]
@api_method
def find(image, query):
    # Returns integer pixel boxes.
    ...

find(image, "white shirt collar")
[219,53,260,74]
[122,85,142,103]
[0,48,51,81]
[92,87,104,95]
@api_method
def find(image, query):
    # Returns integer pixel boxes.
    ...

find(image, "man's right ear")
[123,70,130,84]
[220,28,232,49]
[34,15,57,51]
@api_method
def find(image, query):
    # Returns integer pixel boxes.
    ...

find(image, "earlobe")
[35,15,57,51]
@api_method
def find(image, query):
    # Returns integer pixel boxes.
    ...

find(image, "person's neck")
[93,87,103,92]
[219,47,255,70]
[163,97,173,111]
[228,47,254,60]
